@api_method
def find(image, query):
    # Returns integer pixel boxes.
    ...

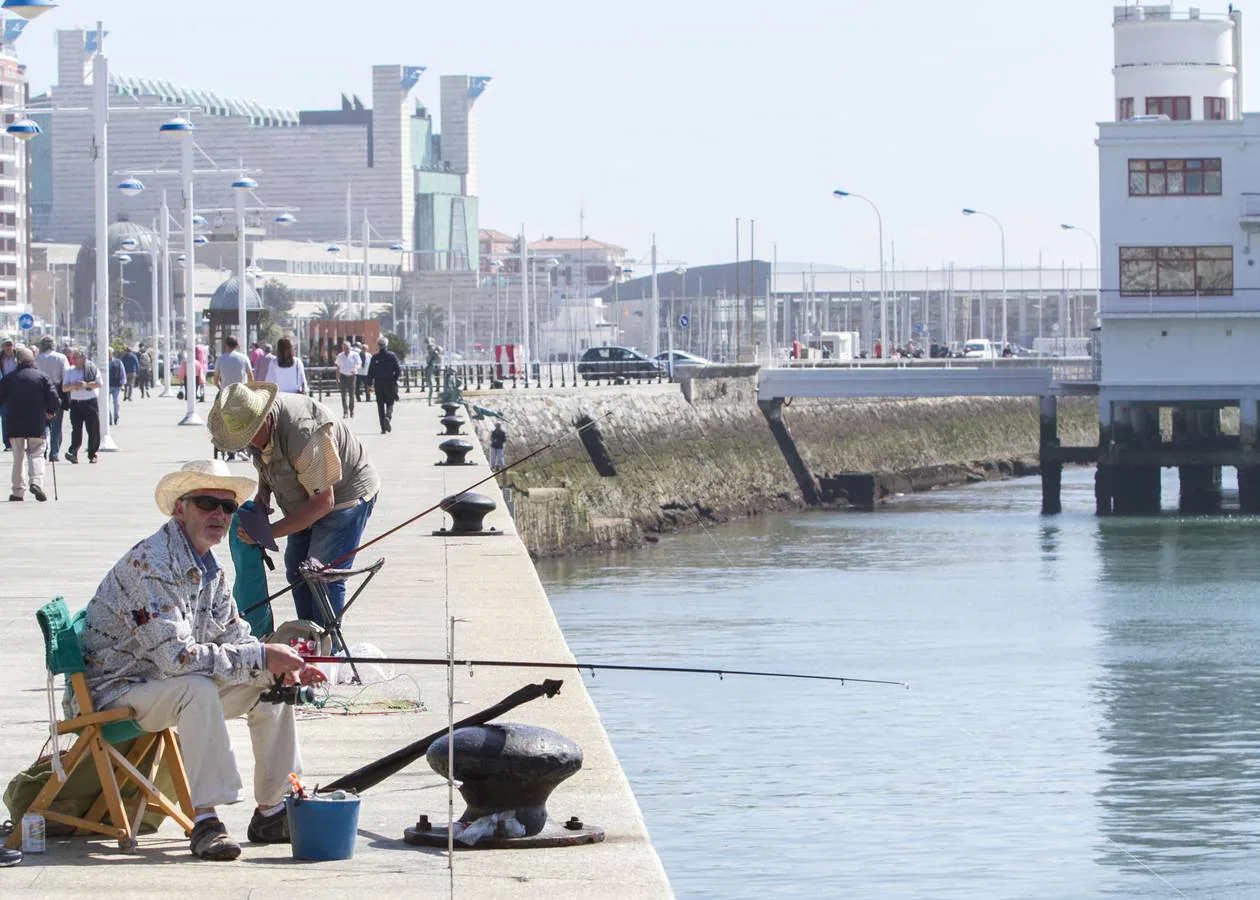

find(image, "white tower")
[1113,5,1242,121]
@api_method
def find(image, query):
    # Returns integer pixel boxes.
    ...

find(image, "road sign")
[678,314,689,328]
[913,322,926,334]
[18,312,33,330]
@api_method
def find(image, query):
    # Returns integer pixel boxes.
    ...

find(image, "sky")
[9,0,1245,271]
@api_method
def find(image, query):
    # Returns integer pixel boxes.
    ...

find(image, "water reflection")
[1094,516,1260,878]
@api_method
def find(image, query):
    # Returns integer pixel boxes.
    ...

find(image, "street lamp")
[117,177,144,197]
[159,115,202,425]
[389,242,406,338]
[0,0,57,17]
[231,174,258,343]
[833,190,887,358]
[1060,223,1100,338]
[962,207,1007,348]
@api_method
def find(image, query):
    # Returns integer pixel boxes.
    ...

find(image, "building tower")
[1096,4,1260,514]
[0,23,29,318]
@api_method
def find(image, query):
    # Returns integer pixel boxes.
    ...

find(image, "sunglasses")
[183,495,239,514]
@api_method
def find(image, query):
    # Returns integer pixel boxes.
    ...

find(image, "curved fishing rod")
[304,654,909,688]
[242,413,612,614]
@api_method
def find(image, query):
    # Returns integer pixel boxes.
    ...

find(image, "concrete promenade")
[0,391,672,898]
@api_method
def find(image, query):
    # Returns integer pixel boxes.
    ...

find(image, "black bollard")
[433,491,498,535]
[441,402,460,418]
[404,723,603,849]
[437,438,477,466]
[439,415,465,436]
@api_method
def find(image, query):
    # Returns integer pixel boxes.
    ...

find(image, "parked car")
[653,350,710,374]
[577,345,662,380]
[960,339,1000,359]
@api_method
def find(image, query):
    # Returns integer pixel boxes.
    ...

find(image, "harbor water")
[536,468,1260,899]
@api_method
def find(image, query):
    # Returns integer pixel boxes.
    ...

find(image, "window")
[1205,97,1228,120]
[1119,246,1233,296]
[1128,159,1221,196]
[1118,97,1134,121]
[1146,96,1191,120]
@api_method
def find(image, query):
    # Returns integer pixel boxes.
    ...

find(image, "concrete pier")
[1173,408,1222,513]
[0,396,671,898]
[1039,395,1061,515]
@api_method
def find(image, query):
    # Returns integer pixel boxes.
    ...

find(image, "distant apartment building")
[0,36,27,326]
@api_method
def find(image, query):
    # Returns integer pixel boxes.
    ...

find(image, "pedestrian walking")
[366,335,400,434]
[355,342,372,403]
[35,336,68,461]
[335,340,360,418]
[255,343,275,383]
[248,341,265,371]
[63,347,102,464]
[0,347,59,501]
[268,338,307,395]
[0,337,17,450]
[136,343,153,398]
[108,350,126,425]
[213,336,255,460]
[489,421,507,471]
[423,337,442,405]
[121,346,139,400]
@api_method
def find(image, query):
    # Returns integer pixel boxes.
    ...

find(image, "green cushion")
[36,597,145,745]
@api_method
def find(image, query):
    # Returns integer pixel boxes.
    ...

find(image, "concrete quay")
[0,392,672,898]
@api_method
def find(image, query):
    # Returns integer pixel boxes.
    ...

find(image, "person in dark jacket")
[366,335,401,434]
[121,346,139,400]
[0,347,60,501]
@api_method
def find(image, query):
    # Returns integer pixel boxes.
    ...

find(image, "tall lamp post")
[832,190,886,358]
[1060,223,1100,337]
[962,207,1007,348]
[231,175,257,343]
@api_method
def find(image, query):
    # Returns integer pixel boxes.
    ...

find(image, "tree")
[418,303,444,339]
[261,279,295,319]
[383,331,408,362]
[317,298,342,320]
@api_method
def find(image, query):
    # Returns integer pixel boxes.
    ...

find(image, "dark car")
[577,345,662,381]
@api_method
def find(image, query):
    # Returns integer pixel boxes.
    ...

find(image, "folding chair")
[298,557,385,684]
[5,598,195,851]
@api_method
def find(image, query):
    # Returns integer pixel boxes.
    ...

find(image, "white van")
[961,339,999,359]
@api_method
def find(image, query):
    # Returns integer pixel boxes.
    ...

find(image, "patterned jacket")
[81,519,268,712]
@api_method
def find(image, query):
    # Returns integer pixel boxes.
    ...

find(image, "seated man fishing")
[79,460,326,860]
[207,382,379,627]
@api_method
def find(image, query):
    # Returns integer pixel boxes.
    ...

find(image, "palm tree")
[419,303,445,339]
[317,298,342,320]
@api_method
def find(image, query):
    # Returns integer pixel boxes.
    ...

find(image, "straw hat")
[206,381,279,452]
[154,459,256,516]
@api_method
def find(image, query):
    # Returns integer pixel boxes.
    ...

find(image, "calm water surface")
[536,469,1260,899]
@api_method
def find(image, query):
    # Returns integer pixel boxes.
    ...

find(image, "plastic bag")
[452,811,525,846]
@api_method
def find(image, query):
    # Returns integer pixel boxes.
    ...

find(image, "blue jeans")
[285,495,376,626]
[46,407,64,457]
[109,387,121,425]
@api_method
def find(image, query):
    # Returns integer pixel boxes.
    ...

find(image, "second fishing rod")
[240,412,613,616]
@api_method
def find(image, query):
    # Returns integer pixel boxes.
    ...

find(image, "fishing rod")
[304,654,909,688]
[242,414,612,614]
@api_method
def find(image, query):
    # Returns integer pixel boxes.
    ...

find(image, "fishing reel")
[260,676,317,706]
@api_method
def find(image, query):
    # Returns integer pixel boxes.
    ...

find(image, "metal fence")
[304,360,676,399]
[769,356,1099,382]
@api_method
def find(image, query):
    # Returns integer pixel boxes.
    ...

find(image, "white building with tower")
[1096,3,1260,513]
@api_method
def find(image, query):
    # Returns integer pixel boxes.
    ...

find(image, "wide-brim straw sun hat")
[154,459,256,516]
[207,381,279,452]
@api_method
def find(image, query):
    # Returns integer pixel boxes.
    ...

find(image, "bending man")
[208,382,379,626]
[81,460,326,860]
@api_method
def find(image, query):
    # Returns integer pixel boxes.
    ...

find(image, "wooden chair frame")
[5,670,195,851]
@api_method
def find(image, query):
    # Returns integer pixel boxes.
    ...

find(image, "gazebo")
[207,276,263,350]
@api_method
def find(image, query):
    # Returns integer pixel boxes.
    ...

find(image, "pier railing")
[772,356,1097,381]
[303,359,675,398]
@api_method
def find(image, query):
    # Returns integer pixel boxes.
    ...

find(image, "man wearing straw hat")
[80,460,326,860]
[207,382,379,628]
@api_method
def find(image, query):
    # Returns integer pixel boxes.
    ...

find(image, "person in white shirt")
[62,347,102,464]
[334,340,360,418]
[35,337,68,461]
[354,343,372,404]
[268,337,306,395]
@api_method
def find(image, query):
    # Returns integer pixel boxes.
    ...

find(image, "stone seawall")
[470,371,1097,558]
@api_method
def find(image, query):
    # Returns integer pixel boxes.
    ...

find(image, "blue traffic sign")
[17,312,33,330]
[678,314,690,328]
[913,322,926,334]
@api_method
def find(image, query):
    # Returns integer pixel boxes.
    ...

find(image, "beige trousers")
[10,436,45,498]
[117,675,301,810]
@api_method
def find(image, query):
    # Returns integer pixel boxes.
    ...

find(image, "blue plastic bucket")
[286,793,361,861]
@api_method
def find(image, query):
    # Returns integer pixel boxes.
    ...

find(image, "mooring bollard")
[436,438,476,466]
[441,402,460,419]
[403,723,604,849]
[433,491,498,535]
[439,415,465,436]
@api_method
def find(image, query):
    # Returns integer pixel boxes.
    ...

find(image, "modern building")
[1095,4,1259,512]
[0,31,28,332]
[31,29,486,278]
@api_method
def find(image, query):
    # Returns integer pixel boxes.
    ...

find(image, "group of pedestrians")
[333,338,400,434]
